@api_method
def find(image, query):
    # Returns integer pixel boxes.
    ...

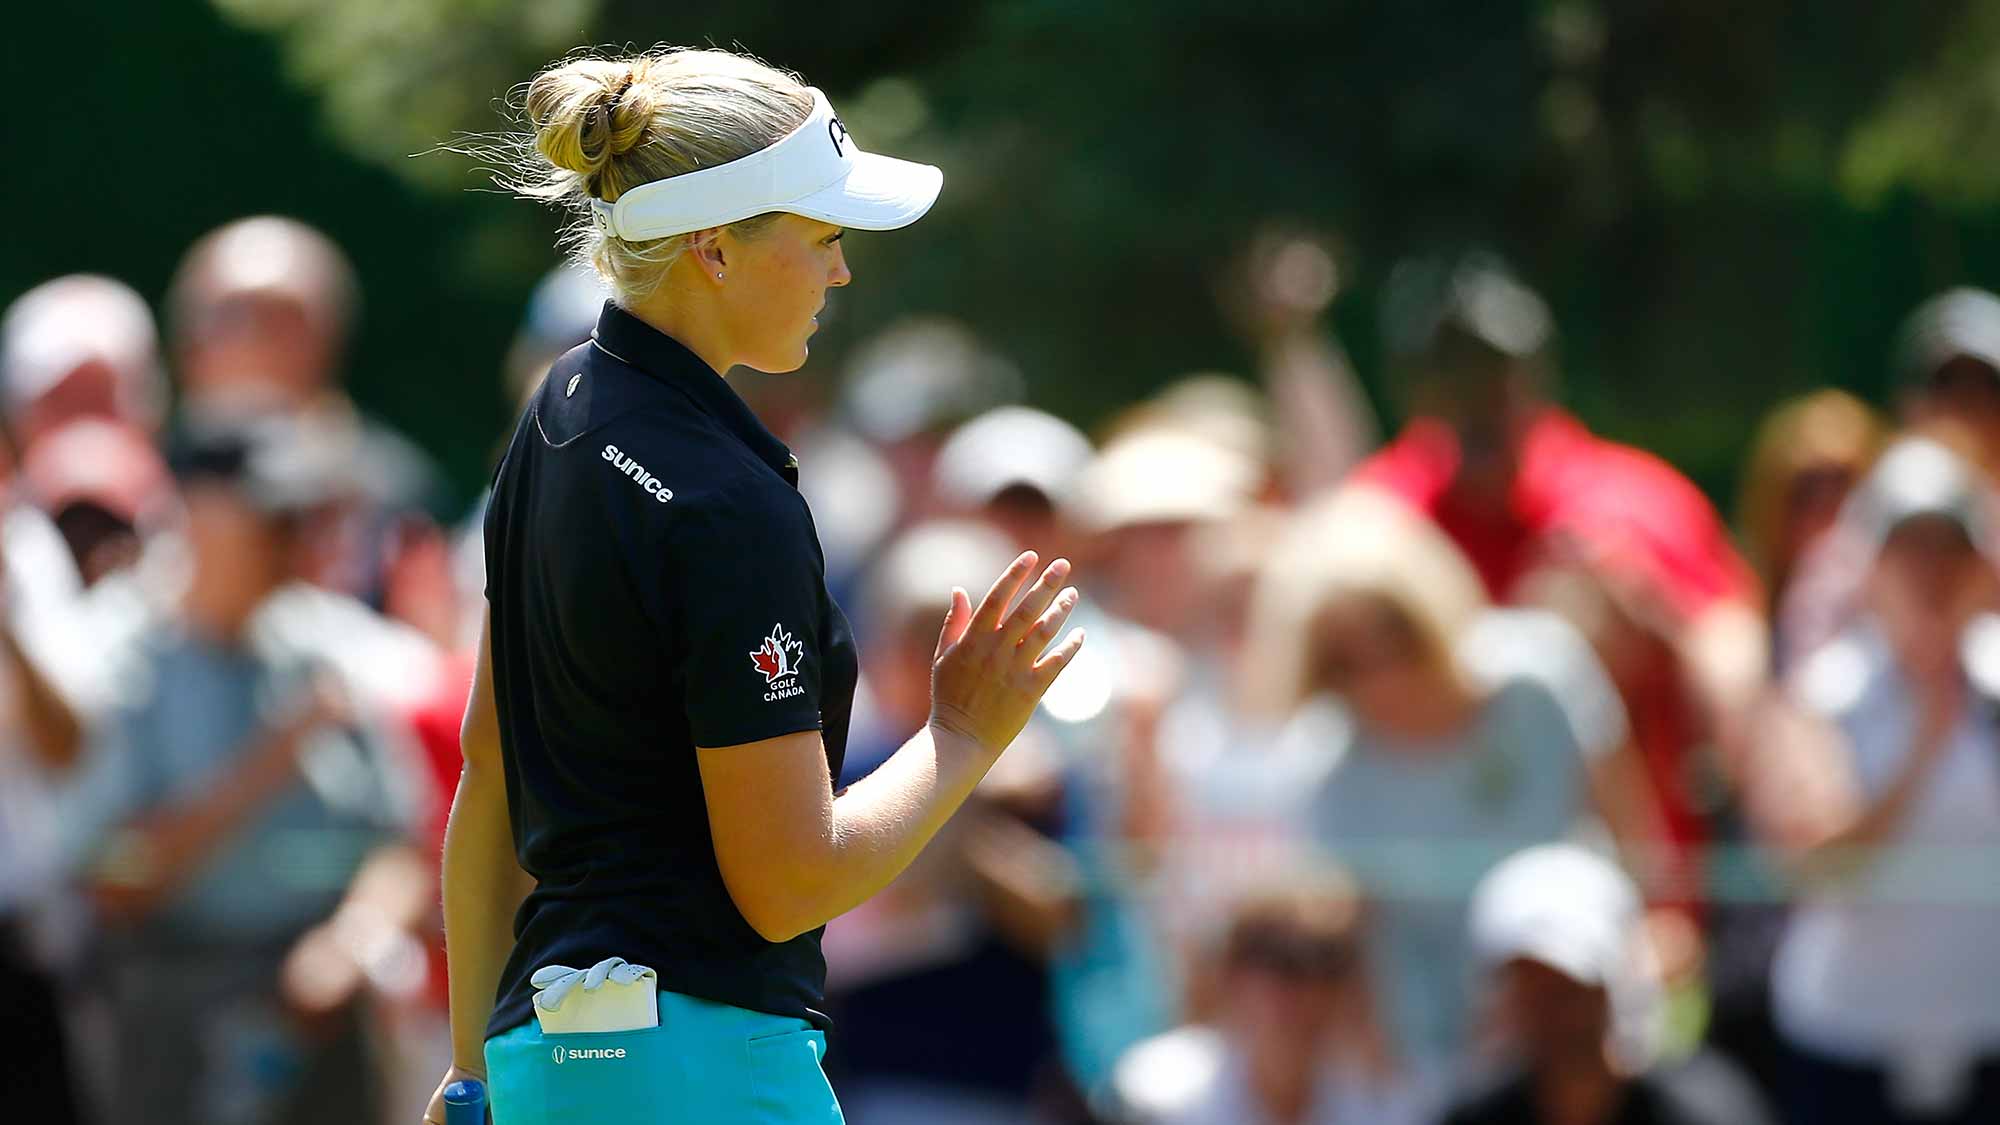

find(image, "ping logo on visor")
[588,88,941,241]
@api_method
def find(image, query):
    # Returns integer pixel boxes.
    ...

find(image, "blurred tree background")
[10,0,2000,504]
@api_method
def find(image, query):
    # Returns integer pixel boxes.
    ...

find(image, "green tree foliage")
[9,1,2000,501]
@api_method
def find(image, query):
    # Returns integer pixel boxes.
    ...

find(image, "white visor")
[590,88,942,241]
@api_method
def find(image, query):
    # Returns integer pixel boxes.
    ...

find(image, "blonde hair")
[1244,485,1488,715]
[1734,389,1886,591]
[495,48,814,303]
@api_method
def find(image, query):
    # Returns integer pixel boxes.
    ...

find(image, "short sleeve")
[669,484,831,748]
[1460,609,1629,761]
[480,482,501,603]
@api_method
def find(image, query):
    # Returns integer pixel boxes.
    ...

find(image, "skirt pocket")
[488,1022,752,1124]
[745,1028,843,1124]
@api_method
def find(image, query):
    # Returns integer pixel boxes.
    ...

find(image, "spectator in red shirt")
[1349,254,1764,943]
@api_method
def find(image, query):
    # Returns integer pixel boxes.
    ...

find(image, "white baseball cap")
[1847,436,1993,558]
[1469,843,1639,987]
[1069,429,1261,532]
[1,275,164,426]
[590,87,943,241]
[933,407,1094,511]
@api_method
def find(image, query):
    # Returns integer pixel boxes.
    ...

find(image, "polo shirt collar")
[590,302,798,481]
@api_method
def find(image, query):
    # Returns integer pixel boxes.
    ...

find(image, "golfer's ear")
[688,229,728,275]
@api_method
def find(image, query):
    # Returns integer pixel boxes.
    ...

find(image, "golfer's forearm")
[443,759,526,1074]
[751,725,995,941]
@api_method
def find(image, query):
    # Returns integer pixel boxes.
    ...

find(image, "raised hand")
[928,551,1084,757]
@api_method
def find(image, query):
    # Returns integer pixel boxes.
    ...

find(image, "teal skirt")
[485,990,843,1124]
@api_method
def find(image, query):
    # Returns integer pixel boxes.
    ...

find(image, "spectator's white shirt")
[0,715,58,916]
[1774,615,2000,1066]
[1152,655,1328,958]
[1111,1025,1422,1125]
[0,505,105,915]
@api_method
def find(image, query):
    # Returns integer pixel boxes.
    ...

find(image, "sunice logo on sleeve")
[751,623,807,701]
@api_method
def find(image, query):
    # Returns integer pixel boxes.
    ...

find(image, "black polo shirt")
[482,302,857,1039]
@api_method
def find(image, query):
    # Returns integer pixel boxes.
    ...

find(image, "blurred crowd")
[5,218,2000,1125]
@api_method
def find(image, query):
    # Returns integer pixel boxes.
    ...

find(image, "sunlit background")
[10,3,2000,1125]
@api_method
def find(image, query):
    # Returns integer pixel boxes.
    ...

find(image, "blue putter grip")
[443,1077,488,1125]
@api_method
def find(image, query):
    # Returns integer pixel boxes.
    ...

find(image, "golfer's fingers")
[1018,586,1080,659]
[934,586,972,661]
[1003,559,1072,644]
[1032,627,1087,689]
[969,552,1037,634]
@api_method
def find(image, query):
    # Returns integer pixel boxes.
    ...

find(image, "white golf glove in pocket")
[530,957,660,1033]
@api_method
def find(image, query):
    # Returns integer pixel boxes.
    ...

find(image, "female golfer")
[423,47,1083,1124]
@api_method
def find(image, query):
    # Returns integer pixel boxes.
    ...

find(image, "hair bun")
[526,59,658,195]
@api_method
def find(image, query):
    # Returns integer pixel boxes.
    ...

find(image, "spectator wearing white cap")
[3,418,175,768]
[0,274,173,726]
[168,216,359,413]
[1438,844,1773,1125]
[53,414,434,1125]
[0,278,172,1123]
[1754,437,2000,1124]
[167,216,456,644]
[0,274,166,450]
[933,405,1093,553]
[1780,288,2000,669]
[1895,288,2000,477]
[1071,426,1262,642]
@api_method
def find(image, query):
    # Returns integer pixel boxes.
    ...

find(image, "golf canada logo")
[553,1045,627,1064]
[751,623,807,702]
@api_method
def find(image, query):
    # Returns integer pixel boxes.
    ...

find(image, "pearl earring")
[715,272,724,279]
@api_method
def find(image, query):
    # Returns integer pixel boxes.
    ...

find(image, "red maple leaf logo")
[749,624,803,685]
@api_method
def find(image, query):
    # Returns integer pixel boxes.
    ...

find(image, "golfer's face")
[719,215,851,374]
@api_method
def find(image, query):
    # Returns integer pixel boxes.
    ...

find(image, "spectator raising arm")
[1752,678,1961,887]
[83,677,349,921]
[1232,232,1379,497]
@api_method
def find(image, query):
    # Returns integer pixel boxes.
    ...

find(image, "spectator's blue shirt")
[59,591,415,944]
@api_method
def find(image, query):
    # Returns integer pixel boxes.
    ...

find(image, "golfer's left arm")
[439,613,530,1082]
